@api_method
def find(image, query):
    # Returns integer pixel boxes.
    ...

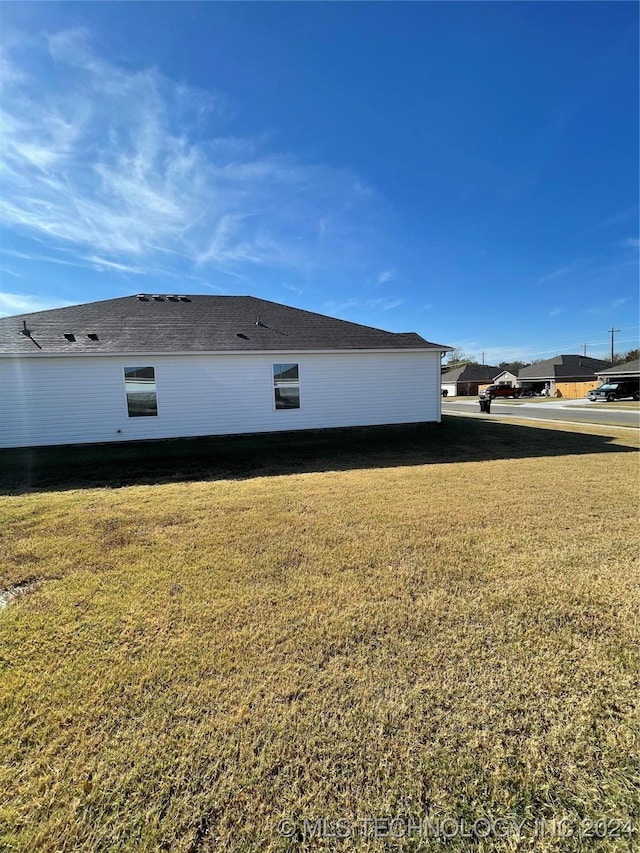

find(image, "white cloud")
[584,296,630,316]
[2,246,215,286]
[377,268,395,284]
[0,291,73,317]
[620,237,640,249]
[548,307,562,317]
[85,256,149,274]
[368,297,404,311]
[324,296,404,315]
[0,29,377,280]
[538,257,594,284]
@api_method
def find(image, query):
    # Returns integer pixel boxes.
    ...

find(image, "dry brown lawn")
[1,418,638,851]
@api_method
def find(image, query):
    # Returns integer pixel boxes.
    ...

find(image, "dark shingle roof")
[597,359,640,376]
[0,294,449,355]
[441,363,499,383]
[518,355,612,380]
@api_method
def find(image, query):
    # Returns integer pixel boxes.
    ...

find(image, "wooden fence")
[554,380,600,399]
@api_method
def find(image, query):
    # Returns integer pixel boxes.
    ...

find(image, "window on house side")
[124,366,158,417]
[273,363,300,410]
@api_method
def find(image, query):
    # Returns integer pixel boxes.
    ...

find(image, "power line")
[482,324,639,355]
[478,332,639,363]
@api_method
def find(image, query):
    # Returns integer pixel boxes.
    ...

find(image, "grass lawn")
[1,418,639,851]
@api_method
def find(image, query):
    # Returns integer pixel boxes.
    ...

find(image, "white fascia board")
[0,347,446,359]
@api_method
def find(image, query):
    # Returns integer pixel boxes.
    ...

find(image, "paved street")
[442,398,640,428]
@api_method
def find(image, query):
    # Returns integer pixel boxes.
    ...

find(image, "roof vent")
[87,333,99,341]
[167,295,179,301]
[178,296,191,302]
[237,333,249,340]
[135,294,148,301]
[152,295,164,301]
[63,333,76,342]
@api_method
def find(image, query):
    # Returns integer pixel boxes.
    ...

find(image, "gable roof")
[518,354,612,380]
[0,294,450,355]
[597,358,640,377]
[441,363,498,383]
[495,363,527,376]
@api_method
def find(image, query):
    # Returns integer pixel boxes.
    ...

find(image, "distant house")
[0,294,451,449]
[518,355,612,398]
[491,369,519,387]
[595,359,640,382]
[441,363,498,397]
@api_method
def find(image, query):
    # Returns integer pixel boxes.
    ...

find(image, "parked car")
[588,381,640,402]
[479,384,525,400]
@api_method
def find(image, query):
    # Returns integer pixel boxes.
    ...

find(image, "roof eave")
[0,345,446,358]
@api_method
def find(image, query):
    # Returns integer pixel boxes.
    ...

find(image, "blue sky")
[1,1,638,363]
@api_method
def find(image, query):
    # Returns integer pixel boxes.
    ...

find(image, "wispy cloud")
[2,246,212,283]
[377,268,396,284]
[324,296,404,315]
[548,307,562,317]
[369,297,404,311]
[283,283,305,296]
[0,291,73,317]
[0,28,378,281]
[585,296,629,315]
[620,237,640,249]
[538,257,595,284]
[594,207,638,230]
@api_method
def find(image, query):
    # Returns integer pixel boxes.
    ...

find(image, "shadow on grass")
[0,416,636,495]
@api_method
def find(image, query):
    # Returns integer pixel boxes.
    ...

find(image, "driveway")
[442,398,640,428]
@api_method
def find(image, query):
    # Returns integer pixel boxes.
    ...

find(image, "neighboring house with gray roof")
[441,363,498,397]
[0,294,451,448]
[518,355,612,398]
[595,359,640,381]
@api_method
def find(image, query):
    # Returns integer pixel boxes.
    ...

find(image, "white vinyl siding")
[0,350,442,448]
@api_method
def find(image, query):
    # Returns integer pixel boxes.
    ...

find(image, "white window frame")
[123,365,159,418]
[272,362,301,411]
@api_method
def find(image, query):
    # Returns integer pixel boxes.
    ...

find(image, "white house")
[0,294,451,448]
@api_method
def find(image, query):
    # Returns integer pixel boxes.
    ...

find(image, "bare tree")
[446,347,475,365]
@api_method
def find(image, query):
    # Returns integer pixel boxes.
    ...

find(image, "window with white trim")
[273,363,300,409]
[124,366,158,417]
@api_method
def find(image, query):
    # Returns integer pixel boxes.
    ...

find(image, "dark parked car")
[588,381,640,402]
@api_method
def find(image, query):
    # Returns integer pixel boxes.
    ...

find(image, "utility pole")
[481,351,485,365]
[608,327,620,363]
[582,343,587,357]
